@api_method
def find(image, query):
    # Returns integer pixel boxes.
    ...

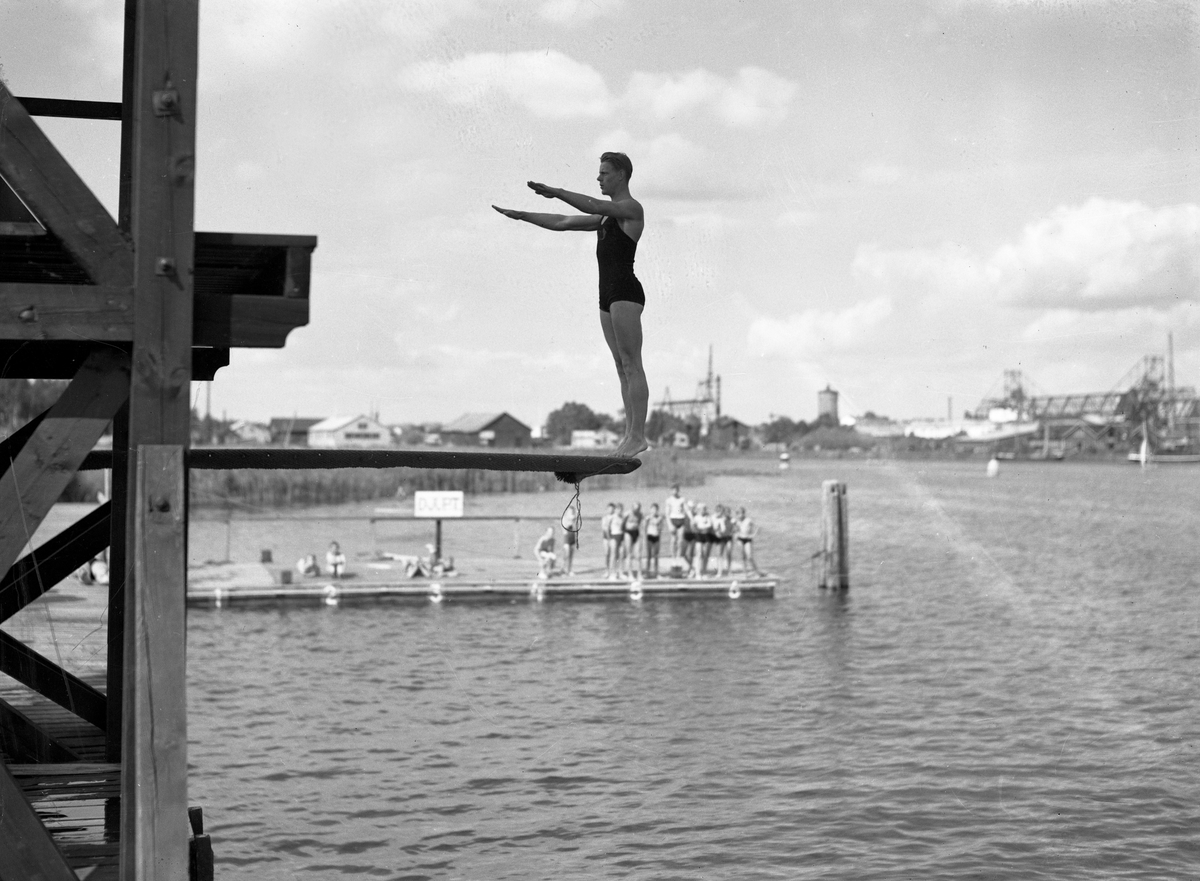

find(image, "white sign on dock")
[414,490,464,518]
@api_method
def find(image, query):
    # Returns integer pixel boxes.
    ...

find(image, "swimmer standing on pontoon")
[493,151,649,459]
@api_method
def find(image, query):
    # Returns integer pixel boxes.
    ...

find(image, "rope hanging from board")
[555,459,631,551]
[561,479,583,549]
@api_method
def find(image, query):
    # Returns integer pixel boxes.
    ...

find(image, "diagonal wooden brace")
[0,697,80,764]
[0,81,133,285]
[0,757,79,881]
[0,502,111,624]
[0,349,129,580]
[0,629,107,731]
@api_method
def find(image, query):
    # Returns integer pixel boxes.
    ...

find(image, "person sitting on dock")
[296,554,321,578]
[735,507,760,575]
[644,503,664,577]
[325,541,347,579]
[535,527,557,579]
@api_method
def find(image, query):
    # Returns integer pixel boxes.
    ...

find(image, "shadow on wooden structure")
[0,3,639,877]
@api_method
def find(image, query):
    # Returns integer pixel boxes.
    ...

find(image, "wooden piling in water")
[820,480,849,590]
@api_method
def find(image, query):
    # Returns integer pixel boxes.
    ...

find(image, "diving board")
[80,447,642,480]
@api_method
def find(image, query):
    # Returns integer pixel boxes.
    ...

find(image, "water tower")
[818,385,839,425]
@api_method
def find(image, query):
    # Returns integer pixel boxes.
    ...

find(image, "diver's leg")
[606,302,648,457]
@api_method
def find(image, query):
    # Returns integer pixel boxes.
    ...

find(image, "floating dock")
[187,575,776,607]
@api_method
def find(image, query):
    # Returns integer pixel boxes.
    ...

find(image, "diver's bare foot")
[613,437,649,458]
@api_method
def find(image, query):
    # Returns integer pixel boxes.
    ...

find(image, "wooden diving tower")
[0,3,637,878]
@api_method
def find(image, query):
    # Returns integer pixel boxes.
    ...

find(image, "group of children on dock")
[535,484,760,580]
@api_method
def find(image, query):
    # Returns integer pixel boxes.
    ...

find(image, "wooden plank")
[0,630,107,730]
[79,447,643,476]
[125,0,197,447]
[0,350,128,578]
[0,82,133,286]
[13,97,124,120]
[105,404,128,763]
[0,407,47,466]
[0,758,79,881]
[9,762,121,777]
[0,220,45,235]
[0,341,223,380]
[0,697,81,763]
[121,445,188,881]
[0,502,111,624]
[0,283,133,340]
[284,242,313,298]
[192,293,307,347]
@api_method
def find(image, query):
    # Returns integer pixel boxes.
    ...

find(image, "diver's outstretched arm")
[492,205,602,231]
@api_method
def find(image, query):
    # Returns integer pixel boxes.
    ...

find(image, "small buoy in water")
[429,583,443,603]
[322,584,339,606]
[986,457,1000,477]
[213,587,223,609]
[728,583,741,600]
[530,584,545,602]
[629,582,643,601]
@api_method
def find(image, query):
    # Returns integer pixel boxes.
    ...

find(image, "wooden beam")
[77,447,644,477]
[119,5,199,874]
[105,405,128,763]
[0,283,133,340]
[126,0,197,446]
[0,758,79,881]
[193,293,307,347]
[0,697,81,764]
[121,445,188,881]
[13,97,124,120]
[0,408,47,467]
[0,350,128,579]
[0,341,223,380]
[0,82,133,286]
[0,629,107,730]
[0,502,111,624]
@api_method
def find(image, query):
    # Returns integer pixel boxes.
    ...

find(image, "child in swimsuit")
[609,502,627,579]
[735,507,759,574]
[623,502,643,578]
[644,503,664,577]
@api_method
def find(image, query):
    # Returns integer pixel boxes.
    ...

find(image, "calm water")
[186,459,1200,879]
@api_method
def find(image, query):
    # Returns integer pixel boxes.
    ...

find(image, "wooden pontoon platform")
[187,575,777,607]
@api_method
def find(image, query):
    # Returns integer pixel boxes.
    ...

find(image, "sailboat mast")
[1167,332,1176,431]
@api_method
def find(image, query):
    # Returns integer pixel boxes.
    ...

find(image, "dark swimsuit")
[596,215,645,313]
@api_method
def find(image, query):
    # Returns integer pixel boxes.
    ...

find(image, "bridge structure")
[0,4,637,879]
[970,356,1200,453]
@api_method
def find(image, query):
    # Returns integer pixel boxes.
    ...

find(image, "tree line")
[544,400,844,447]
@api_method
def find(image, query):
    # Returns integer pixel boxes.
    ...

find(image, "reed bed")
[189,451,702,509]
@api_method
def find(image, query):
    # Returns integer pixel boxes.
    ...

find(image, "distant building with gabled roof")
[307,415,391,448]
[268,416,323,446]
[441,412,531,448]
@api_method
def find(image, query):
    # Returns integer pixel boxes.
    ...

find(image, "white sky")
[2,0,1198,427]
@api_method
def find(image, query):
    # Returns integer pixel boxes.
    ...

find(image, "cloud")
[859,162,903,185]
[593,129,761,200]
[748,297,894,357]
[398,50,611,118]
[538,0,624,24]
[991,199,1200,310]
[855,199,1200,313]
[624,67,797,127]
